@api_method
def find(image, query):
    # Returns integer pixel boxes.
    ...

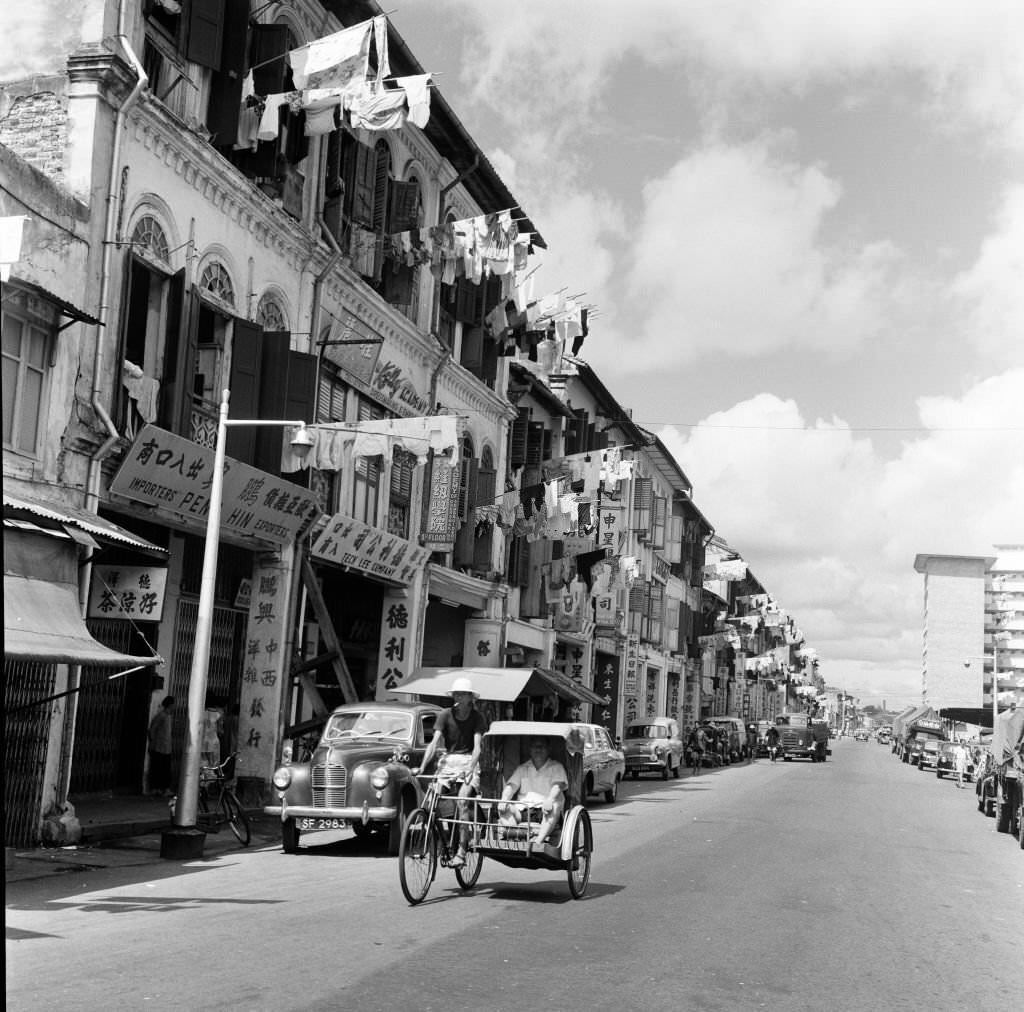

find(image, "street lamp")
[161,388,315,859]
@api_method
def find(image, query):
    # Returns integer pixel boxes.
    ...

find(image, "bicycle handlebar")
[200,752,239,777]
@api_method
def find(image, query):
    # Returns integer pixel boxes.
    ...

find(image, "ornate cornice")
[126,96,317,274]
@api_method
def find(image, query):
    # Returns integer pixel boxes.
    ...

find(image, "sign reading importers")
[311,513,430,586]
[110,425,321,545]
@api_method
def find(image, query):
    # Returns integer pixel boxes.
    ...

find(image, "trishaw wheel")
[567,810,593,899]
[399,808,437,905]
[455,847,483,890]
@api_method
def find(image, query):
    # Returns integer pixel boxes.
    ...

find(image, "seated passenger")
[498,737,568,851]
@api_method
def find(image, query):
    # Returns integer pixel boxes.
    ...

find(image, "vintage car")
[917,738,943,772]
[853,728,870,741]
[576,722,625,803]
[622,717,684,779]
[935,741,972,780]
[265,701,442,855]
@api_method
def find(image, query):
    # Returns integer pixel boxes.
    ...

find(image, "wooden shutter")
[509,408,529,469]
[226,318,263,464]
[351,141,377,227]
[205,0,249,147]
[454,458,479,567]
[652,495,667,548]
[461,325,483,375]
[387,179,419,233]
[186,0,226,70]
[525,421,545,466]
[237,25,289,178]
[668,515,683,564]
[633,477,652,534]
[158,268,186,431]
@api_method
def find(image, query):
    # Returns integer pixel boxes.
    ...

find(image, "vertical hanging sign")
[423,456,459,549]
[376,593,412,699]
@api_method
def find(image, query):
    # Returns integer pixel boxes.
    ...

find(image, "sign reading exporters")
[110,425,321,545]
[311,512,429,585]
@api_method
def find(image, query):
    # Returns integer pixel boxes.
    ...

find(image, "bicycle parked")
[198,752,250,846]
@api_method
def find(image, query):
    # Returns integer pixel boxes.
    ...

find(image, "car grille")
[781,731,803,747]
[312,762,347,808]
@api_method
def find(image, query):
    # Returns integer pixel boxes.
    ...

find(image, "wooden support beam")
[301,558,359,702]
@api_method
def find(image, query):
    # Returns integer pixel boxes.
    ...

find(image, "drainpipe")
[61,5,148,811]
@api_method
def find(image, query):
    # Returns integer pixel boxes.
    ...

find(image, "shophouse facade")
[2,0,548,842]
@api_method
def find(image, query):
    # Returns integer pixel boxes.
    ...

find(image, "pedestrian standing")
[953,740,969,789]
[147,695,176,797]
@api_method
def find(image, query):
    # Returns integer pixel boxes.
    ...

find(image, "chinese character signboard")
[596,504,625,555]
[110,425,321,545]
[423,457,459,548]
[624,633,639,694]
[324,314,383,385]
[237,555,291,781]
[376,594,412,698]
[311,513,429,585]
[594,651,620,738]
[88,565,167,621]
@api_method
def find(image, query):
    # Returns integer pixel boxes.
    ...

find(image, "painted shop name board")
[110,425,321,545]
[310,512,430,585]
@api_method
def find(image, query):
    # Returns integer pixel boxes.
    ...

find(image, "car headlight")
[370,766,390,790]
[272,767,292,790]
[654,744,666,757]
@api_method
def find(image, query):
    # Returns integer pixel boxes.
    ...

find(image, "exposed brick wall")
[0,87,67,181]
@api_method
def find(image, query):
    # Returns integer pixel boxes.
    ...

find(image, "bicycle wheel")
[221,790,251,846]
[454,846,483,890]
[567,809,593,899]
[399,808,437,905]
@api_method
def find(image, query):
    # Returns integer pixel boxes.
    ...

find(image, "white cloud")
[432,0,1024,148]
[655,370,1024,704]
[617,142,901,366]
[951,186,1024,368]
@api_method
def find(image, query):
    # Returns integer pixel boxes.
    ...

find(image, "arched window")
[256,293,287,332]
[130,215,170,268]
[199,261,235,307]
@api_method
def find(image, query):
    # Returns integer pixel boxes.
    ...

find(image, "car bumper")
[625,756,666,771]
[264,800,399,824]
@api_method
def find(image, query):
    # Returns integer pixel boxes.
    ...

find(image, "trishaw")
[398,721,594,904]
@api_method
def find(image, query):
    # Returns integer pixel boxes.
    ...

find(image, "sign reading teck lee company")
[310,513,430,586]
[110,425,321,544]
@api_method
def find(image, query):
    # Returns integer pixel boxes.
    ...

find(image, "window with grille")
[2,285,55,456]
[352,396,385,524]
[256,294,288,332]
[130,215,170,268]
[198,261,235,308]
[387,448,415,538]
[312,366,349,512]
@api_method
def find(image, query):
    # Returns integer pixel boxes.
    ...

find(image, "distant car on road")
[576,722,625,803]
[854,728,870,741]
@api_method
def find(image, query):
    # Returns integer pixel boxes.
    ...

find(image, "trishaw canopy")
[483,721,586,754]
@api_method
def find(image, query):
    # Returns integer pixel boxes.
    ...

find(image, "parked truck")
[776,713,830,762]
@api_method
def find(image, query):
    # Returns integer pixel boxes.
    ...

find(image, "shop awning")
[4,573,163,668]
[939,707,994,729]
[395,666,605,705]
[4,490,165,554]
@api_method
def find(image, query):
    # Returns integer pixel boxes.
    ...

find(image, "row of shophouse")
[1,0,824,846]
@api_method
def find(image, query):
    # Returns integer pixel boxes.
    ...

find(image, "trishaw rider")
[498,736,568,853]
[414,676,487,868]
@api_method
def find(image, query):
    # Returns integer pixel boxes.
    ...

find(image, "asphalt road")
[6,739,1022,1012]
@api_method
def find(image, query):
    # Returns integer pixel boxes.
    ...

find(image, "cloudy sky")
[391,0,1024,708]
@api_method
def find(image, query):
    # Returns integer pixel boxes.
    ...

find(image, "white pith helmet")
[449,676,478,698]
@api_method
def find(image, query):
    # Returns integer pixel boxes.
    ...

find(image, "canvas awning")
[938,707,994,730]
[395,666,604,705]
[4,573,162,667]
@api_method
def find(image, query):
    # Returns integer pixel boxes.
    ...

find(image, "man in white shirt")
[498,737,568,850]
